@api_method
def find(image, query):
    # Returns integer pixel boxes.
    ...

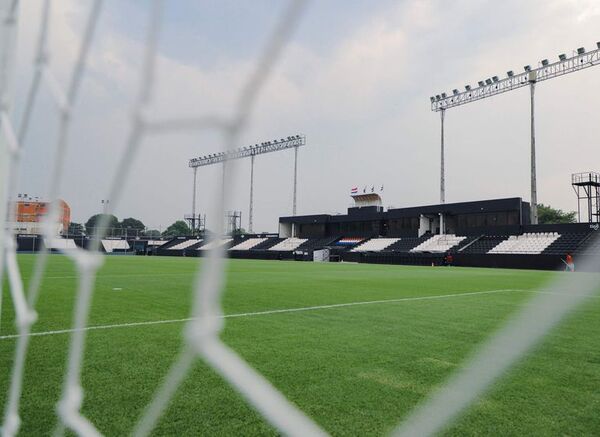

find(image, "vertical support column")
[440,109,446,205]
[249,154,255,233]
[191,166,197,232]
[595,185,600,223]
[576,187,581,222]
[221,161,226,196]
[529,80,538,225]
[588,188,592,223]
[439,109,446,236]
[292,145,299,216]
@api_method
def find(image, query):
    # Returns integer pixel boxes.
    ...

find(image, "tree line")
[67,215,195,238]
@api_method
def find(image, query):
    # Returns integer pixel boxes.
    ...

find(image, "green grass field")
[1,255,599,436]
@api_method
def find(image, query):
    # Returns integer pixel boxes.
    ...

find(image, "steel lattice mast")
[188,135,306,233]
[430,42,600,224]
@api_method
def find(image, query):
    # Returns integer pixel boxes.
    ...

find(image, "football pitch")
[1,255,599,435]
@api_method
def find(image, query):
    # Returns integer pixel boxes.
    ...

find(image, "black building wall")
[280,197,529,239]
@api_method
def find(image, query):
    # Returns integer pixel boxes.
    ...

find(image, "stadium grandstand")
[26,195,577,270]
[11,193,600,270]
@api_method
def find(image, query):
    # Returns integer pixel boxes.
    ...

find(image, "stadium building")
[279,196,530,239]
[9,197,71,235]
[136,191,597,271]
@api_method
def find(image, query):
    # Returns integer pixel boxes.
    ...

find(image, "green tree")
[162,220,192,237]
[144,229,161,237]
[85,214,119,236]
[537,204,576,224]
[119,217,145,237]
[67,222,85,236]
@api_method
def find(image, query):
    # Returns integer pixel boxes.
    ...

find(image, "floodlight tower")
[430,41,600,224]
[189,135,306,233]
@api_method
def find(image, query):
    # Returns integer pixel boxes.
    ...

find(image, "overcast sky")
[10,0,600,232]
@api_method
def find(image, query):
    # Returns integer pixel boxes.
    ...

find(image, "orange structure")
[13,199,71,235]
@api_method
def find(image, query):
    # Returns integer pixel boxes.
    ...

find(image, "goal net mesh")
[0,1,598,436]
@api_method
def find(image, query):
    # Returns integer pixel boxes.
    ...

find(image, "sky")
[9,0,600,232]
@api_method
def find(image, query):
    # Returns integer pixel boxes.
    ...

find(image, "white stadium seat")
[410,234,465,253]
[45,238,77,250]
[101,239,130,253]
[268,238,307,251]
[488,232,560,254]
[168,239,202,250]
[198,238,233,250]
[147,240,168,247]
[229,238,268,251]
[351,238,400,252]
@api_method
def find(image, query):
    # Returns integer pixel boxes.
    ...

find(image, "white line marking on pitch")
[0,289,522,341]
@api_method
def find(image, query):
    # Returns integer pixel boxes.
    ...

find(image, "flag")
[371,186,374,192]
[380,185,384,191]
[363,186,367,193]
[351,187,358,194]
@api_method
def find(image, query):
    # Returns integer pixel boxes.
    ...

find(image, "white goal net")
[1,1,599,436]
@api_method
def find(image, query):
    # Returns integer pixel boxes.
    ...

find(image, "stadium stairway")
[574,231,600,256]
[167,238,203,251]
[351,238,400,252]
[249,238,285,250]
[157,237,204,256]
[384,234,433,253]
[449,235,479,253]
[197,238,234,251]
[229,238,268,251]
[543,232,591,256]
[295,237,340,253]
[159,237,188,250]
[459,235,509,254]
[410,234,465,253]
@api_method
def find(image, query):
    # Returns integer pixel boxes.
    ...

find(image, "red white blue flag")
[351,187,358,194]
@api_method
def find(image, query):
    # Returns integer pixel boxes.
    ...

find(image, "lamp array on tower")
[429,41,600,110]
[189,135,305,167]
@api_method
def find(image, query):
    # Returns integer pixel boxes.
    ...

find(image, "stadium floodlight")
[452,89,459,95]
[492,76,499,82]
[430,96,435,103]
[465,85,471,91]
[189,134,306,231]
[429,42,600,224]
[441,92,447,98]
